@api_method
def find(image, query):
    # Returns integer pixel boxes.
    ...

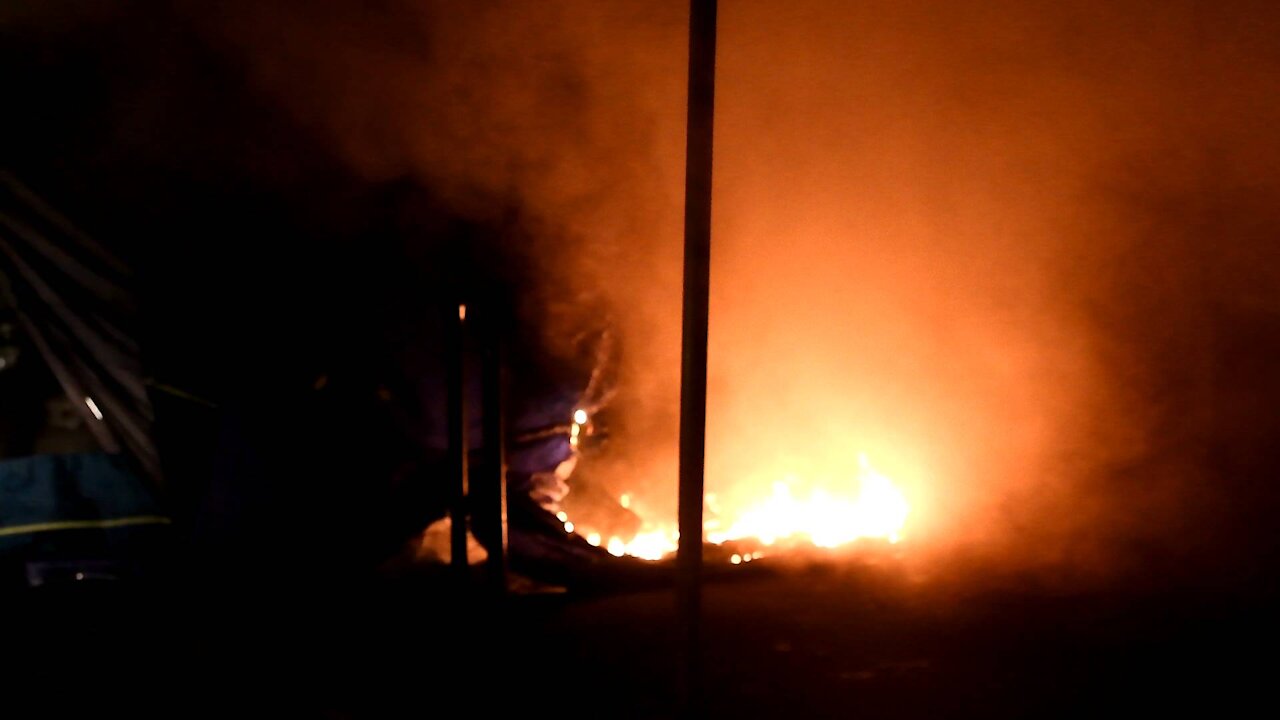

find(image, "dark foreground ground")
[7,555,1279,719]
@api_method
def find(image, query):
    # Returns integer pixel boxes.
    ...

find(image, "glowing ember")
[606,537,626,557]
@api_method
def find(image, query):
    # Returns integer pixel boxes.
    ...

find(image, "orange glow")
[709,455,909,548]
[623,528,680,561]
[560,454,910,562]
[606,536,626,557]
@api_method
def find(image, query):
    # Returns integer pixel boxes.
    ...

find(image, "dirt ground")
[11,554,1276,719]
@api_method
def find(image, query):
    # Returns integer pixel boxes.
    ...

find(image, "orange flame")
[567,449,910,562]
[709,455,908,548]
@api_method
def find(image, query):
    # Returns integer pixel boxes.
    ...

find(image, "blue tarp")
[0,452,167,554]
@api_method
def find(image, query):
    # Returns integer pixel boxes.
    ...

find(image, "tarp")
[0,452,167,554]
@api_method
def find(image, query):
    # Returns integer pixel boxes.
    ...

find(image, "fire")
[708,455,909,548]
[618,528,681,561]
[561,438,911,562]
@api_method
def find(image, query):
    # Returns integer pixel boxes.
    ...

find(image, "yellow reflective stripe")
[0,515,171,538]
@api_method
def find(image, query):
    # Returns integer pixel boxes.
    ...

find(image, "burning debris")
[553,408,912,563]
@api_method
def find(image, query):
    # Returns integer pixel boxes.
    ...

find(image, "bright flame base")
[561,453,910,563]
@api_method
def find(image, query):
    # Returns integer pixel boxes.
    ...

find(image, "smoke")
[698,0,1280,585]
[714,0,1279,587]
[11,0,1280,587]
[173,0,693,515]
[182,0,686,343]
[191,0,1280,585]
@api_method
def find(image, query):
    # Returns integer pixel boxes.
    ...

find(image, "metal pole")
[481,307,509,592]
[678,0,717,715]
[448,303,470,574]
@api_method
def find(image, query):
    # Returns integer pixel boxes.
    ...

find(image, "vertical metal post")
[448,303,470,574]
[678,0,717,715]
[482,308,509,592]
